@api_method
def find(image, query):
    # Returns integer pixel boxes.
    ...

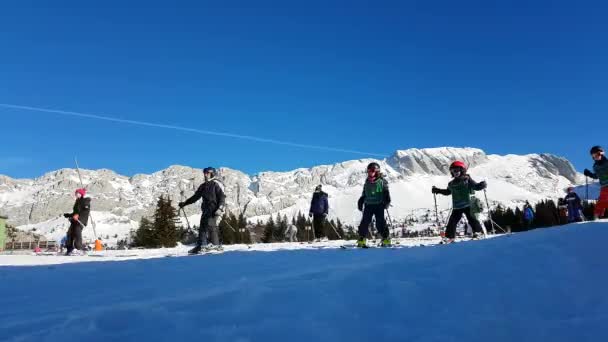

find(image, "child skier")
[432,161,487,244]
[357,162,391,247]
[584,145,608,219]
[63,188,91,255]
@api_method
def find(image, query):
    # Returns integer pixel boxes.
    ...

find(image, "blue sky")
[1,0,606,178]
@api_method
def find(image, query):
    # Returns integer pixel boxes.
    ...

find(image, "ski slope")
[1,222,606,342]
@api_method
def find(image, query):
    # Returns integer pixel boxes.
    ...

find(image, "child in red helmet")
[432,161,487,243]
[584,146,608,219]
[63,188,91,255]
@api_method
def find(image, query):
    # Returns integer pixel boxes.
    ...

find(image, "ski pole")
[326,216,342,239]
[385,208,394,238]
[433,193,440,228]
[586,176,589,202]
[180,207,191,231]
[483,189,496,234]
[74,157,98,240]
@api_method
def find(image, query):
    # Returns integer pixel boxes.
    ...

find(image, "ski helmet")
[203,167,217,177]
[367,162,380,171]
[590,145,604,155]
[449,161,466,177]
[449,161,467,170]
[567,186,574,193]
[315,184,322,192]
[75,188,86,197]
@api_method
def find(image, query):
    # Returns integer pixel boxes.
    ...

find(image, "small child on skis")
[584,145,608,219]
[357,162,391,247]
[432,161,487,244]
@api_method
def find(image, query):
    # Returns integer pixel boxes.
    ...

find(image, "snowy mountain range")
[0,147,584,243]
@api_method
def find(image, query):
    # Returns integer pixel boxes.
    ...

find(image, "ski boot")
[472,232,485,240]
[188,244,203,255]
[440,237,455,245]
[356,238,368,248]
[380,238,392,247]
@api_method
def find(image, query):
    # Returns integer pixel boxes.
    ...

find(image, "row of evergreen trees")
[258,211,357,243]
[486,199,597,233]
[129,194,600,248]
[130,196,254,248]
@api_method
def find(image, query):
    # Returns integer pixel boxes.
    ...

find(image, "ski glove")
[478,181,487,190]
[63,213,71,218]
[431,186,440,194]
[178,202,186,208]
[309,212,313,218]
[357,197,364,212]
[584,169,595,178]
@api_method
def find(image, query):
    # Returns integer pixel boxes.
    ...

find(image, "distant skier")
[468,195,484,235]
[63,188,91,255]
[564,187,583,223]
[557,198,568,225]
[179,167,226,254]
[284,224,298,242]
[584,146,608,219]
[523,201,535,229]
[59,234,67,254]
[432,161,487,244]
[309,185,329,240]
[357,162,391,247]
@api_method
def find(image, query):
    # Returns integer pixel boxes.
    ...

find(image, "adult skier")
[432,161,487,243]
[564,187,583,222]
[309,184,329,240]
[584,146,608,219]
[523,201,535,228]
[357,162,391,247]
[63,188,91,255]
[179,167,226,254]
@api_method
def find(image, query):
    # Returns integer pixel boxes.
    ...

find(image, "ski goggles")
[449,168,462,177]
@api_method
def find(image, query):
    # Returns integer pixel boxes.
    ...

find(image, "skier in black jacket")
[309,185,329,239]
[63,188,91,255]
[179,167,226,254]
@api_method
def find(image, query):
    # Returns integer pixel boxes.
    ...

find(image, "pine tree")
[262,215,276,243]
[152,195,180,248]
[6,223,17,244]
[134,217,155,247]
[219,212,236,245]
[276,214,288,241]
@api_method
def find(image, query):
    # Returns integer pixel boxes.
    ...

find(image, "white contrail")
[0,103,386,157]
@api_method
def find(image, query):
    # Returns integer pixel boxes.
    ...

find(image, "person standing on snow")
[357,162,391,247]
[523,201,535,229]
[584,146,608,219]
[432,161,487,244]
[284,224,298,242]
[309,185,329,240]
[63,188,91,255]
[564,187,583,223]
[179,167,226,254]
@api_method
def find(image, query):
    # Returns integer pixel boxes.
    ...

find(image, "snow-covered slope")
[0,147,584,242]
[0,222,605,341]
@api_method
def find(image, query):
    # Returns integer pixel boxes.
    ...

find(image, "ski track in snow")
[1,222,607,342]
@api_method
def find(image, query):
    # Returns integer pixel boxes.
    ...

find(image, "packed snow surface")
[1,221,606,342]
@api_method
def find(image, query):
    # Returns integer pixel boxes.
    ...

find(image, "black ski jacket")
[183,178,226,215]
[68,197,91,226]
